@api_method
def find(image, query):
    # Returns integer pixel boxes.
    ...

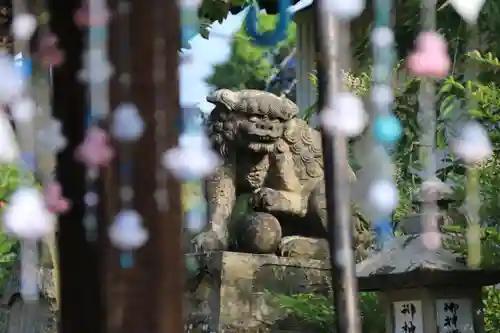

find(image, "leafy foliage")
[205,13,296,94]
[484,286,500,333]
[0,164,23,288]
[270,292,385,333]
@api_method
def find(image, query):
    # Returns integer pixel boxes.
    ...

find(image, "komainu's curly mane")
[282,118,324,179]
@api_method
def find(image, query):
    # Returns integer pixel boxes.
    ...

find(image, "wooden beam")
[105,0,183,332]
[49,0,105,332]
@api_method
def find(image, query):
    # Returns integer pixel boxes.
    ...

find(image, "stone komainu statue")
[192,89,371,259]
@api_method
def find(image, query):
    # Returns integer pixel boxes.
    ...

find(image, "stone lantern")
[356,219,500,333]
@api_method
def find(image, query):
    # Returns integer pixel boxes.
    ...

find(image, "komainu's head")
[206,89,299,156]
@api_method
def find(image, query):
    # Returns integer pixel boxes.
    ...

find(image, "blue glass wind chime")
[364,0,401,247]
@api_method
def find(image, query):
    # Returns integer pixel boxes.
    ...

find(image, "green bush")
[271,292,385,333]
[0,164,26,287]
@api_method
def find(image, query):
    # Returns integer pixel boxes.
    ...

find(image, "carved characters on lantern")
[393,301,424,333]
[436,299,475,333]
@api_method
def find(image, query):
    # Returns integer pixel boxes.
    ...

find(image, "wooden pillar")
[294,8,317,119]
[49,0,105,332]
[105,0,183,333]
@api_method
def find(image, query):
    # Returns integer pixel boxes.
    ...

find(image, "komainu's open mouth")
[248,142,276,152]
[246,132,278,143]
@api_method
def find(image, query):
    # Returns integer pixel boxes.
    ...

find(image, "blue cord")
[120,252,134,269]
[373,218,394,248]
[245,0,291,47]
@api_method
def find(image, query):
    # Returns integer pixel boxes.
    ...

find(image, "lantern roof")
[356,219,500,292]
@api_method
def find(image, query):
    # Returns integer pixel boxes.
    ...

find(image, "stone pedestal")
[184,252,331,333]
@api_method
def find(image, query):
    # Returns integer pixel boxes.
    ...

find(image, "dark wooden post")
[49,0,106,332]
[52,0,182,332]
[105,0,183,333]
[313,2,361,333]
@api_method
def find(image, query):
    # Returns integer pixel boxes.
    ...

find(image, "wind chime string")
[4,0,54,302]
[74,0,114,242]
[108,0,148,269]
[461,28,484,269]
[407,0,447,250]
[446,0,490,267]
[366,0,401,247]
[342,0,398,248]
[163,0,220,236]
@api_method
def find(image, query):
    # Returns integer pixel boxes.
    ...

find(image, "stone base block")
[184,252,331,333]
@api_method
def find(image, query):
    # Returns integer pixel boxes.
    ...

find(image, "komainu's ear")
[206,89,240,110]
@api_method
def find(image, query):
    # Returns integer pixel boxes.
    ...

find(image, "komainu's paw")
[279,236,330,260]
[191,230,228,253]
[250,187,283,212]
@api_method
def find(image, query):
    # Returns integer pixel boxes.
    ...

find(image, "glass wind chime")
[0,0,68,302]
[405,0,490,267]
[74,0,114,243]
[455,0,490,269]
[408,0,448,250]
[74,0,148,267]
[108,0,148,268]
[446,0,489,267]
[364,0,401,247]
[163,0,221,236]
[318,0,400,248]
